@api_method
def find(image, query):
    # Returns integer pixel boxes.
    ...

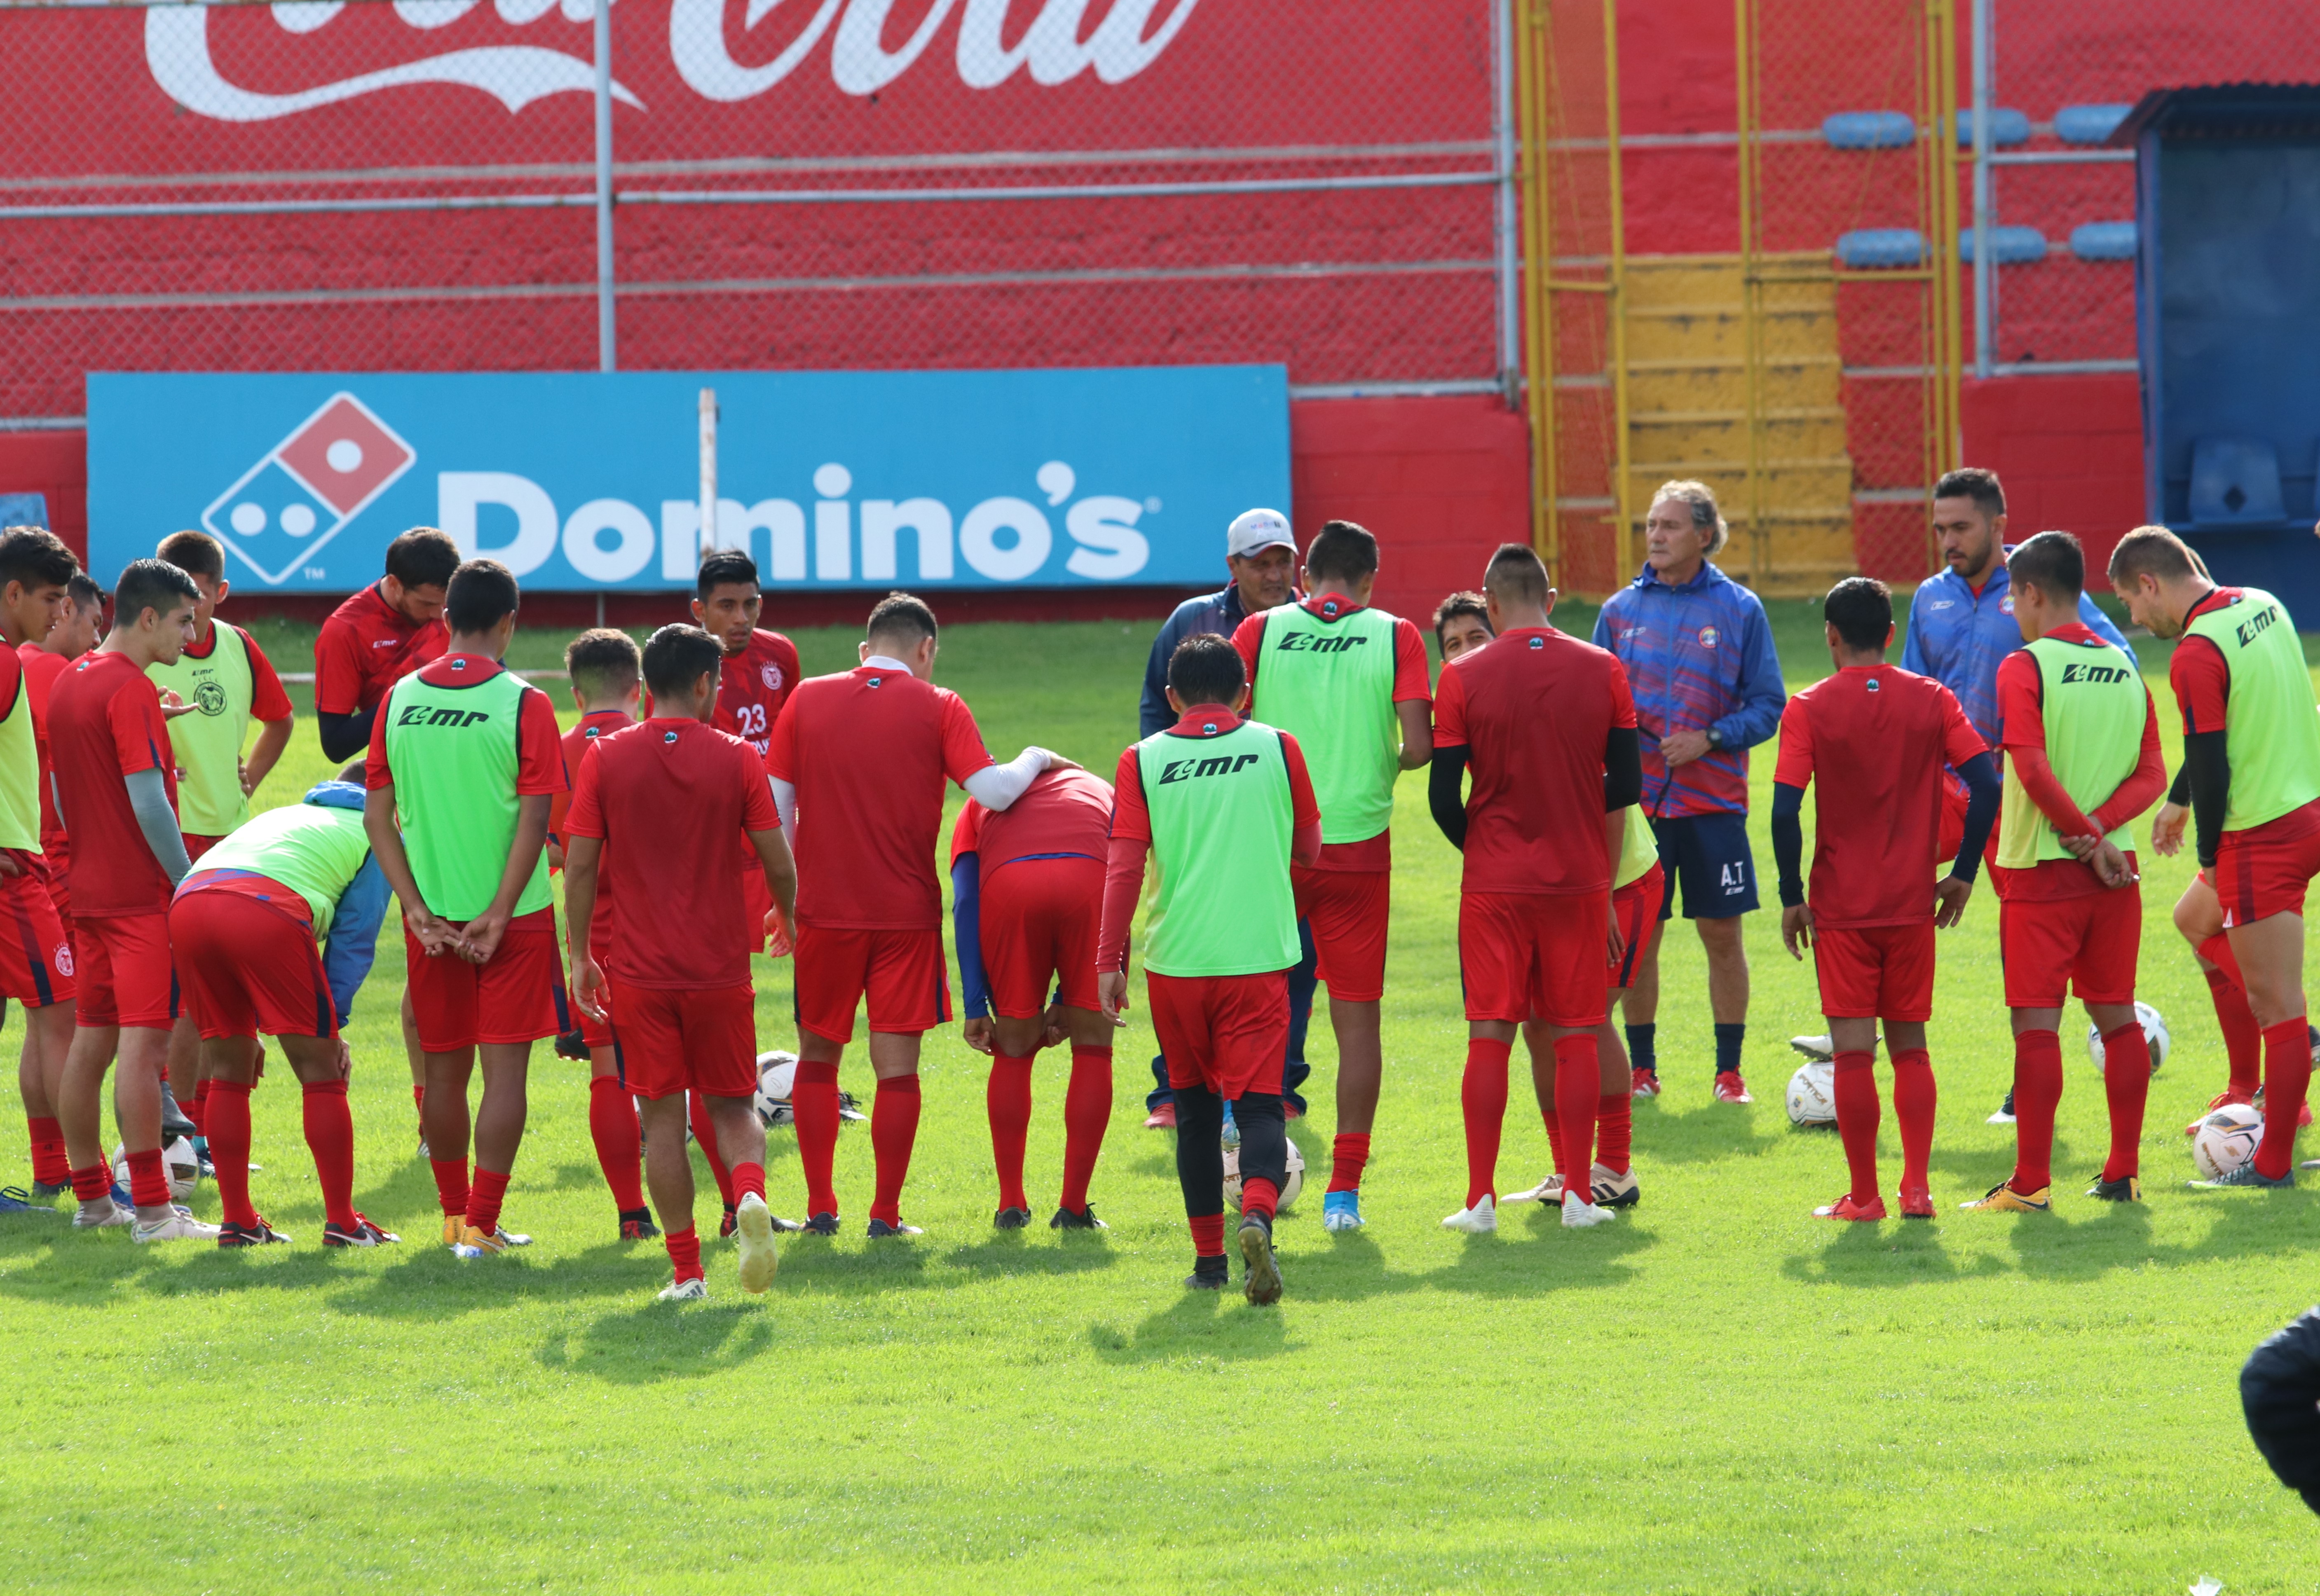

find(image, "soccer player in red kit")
[21,572,103,935]
[1429,544,1643,1233]
[545,628,656,1241]
[687,550,800,957]
[52,559,209,1239]
[1772,578,1999,1220]
[951,762,1116,1229]
[765,592,1065,1238]
[564,625,800,1300]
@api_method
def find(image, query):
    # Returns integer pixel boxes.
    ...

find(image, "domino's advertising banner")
[87,367,1289,594]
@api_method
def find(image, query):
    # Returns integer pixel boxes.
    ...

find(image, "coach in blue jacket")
[1132,507,1316,1127]
[1594,481,1786,1102]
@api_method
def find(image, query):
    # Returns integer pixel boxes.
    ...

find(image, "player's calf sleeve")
[2009,1030,2063,1192]
[1596,1093,1632,1177]
[2098,1023,2151,1181]
[587,1076,645,1212]
[205,1079,256,1226]
[1058,1046,1111,1213]
[27,1115,68,1188]
[688,1091,737,1208]
[663,1225,704,1285]
[1236,1093,1288,1217]
[986,1055,1034,1212]
[1460,1038,1512,1207]
[1831,1052,1881,1202]
[68,1162,111,1203]
[300,1078,359,1229]
[791,1060,842,1217]
[412,1082,425,1114]
[1551,1035,1599,1182]
[188,1077,211,1138]
[466,1167,511,1236]
[2254,1019,2313,1181]
[1890,1048,1936,1191]
[1540,1108,1567,1177]
[430,1157,470,1217]
[1327,1131,1371,1194]
[731,1161,765,1205]
[868,1073,922,1225]
[1172,1084,1226,1224]
[2201,949,2264,1097]
[125,1147,170,1212]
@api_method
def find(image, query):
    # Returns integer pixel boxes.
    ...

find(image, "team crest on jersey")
[1698,626,1718,648]
[1318,597,1343,619]
[1201,721,1219,735]
[195,681,228,715]
[1527,637,1543,649]
[1865,678,1881,692]
[761,663,784,691]
[664,730,679,744]
[2000,595,2015,614]
[52,942,72,978]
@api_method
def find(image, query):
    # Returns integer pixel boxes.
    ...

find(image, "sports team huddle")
[3,460,2316,1309]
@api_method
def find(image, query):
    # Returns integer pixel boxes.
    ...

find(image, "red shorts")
[1999,888,2139,1008]
[171,888,335,1040]
[73,911,177,1030]
[183,834,221,863]
[794,924,950,1044]
[1609,865,1664,990]
[1812,921,1936,1021]
[0,865,74,1008]
[1293,866,1388,1004]
[404,906,567,1052]
[42,845,70,932]
[2215,818,2320,928]
[1148,969,1289,1100]
[613,981,757,1100]
[980,856,1102,1017]
[1460,889,1611,1029]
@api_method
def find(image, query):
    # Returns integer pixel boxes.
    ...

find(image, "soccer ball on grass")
[1785,1060,1837,1128]
[2191,1102,2264,1181]
[753,1051,798,1127]
[112,1137,200,1203]
[2087,1001,2169,1075]
[1222,1139,1305,1212]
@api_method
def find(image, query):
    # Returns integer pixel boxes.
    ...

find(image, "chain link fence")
[1,0,1516,424]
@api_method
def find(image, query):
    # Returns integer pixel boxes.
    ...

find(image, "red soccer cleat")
[1897,1183,1934,1219]
[1143,1102,1177,1130]
[1813,1193,1887,1221]
[1713,1070,1753,1104]
[2186,1088,2254,1136]
[1631,1067,1661,1098]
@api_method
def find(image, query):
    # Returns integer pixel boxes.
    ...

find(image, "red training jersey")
[1991,624,2165,902]
[551,707,635,953]
[949,765,1114,876]
[715,629,800,756]
[19,641,72,856]
[1773,665,1985,928]
[1431,625,1638,895]
[765,664,996,930]
[314,581,447,716]
[563,717,780,990]
[50,650,181,917]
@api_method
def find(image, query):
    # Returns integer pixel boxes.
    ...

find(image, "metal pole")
[1603,0,1633,581]
[1970,0,1993,380]
[1515,0,1557,574]
[698,388,719,564]
[593,0,616,373]
[1491,0,1521,408]
[1734,0,1763,587]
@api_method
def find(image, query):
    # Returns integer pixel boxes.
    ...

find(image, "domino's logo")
[200,393,415,587]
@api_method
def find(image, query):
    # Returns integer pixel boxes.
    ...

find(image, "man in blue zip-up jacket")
[1131,509,1317,1127]
[1594,482,1787,1102]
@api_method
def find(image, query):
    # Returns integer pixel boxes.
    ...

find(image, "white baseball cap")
[1227,507,1296,560]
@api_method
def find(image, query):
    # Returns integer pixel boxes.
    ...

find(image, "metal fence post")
[1970,0,1993,379]
[593,0,616,374]
[1493,0,1521,408]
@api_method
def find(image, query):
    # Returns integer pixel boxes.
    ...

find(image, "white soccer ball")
[2192,1102,2264,1181]
[753,1050,798,1128]
[1221,1138,1305,1212]
[111,1137,200,1203]
[1785,1060,1837,1128]
[2087,1002,2170,1075]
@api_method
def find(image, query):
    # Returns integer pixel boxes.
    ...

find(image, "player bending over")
[766,592,1064,1238]
[169,765,396,1245]
[563,624,799,1300]
[1960,532,2166,1211]
[951,761,1116,1230]
[1431,543,1642,1234]
[1229,519,1432,1232]
[1101,634,1319,1303]
[365,559,569,1255]
[2110,527,2320,1188]
[52,559,208,1239]
[1772,578,1998,1220]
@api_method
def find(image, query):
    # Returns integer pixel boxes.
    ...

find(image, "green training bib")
[0,667,37,853]
[149,622,257,837]
[1251,603,1401,845]
[196,800,371,931]
[1997,633,2147,868]
[381,666,552,921]
[1613,804,1657,890]
[2183,587,2320,832]
[1137,718,1301,978]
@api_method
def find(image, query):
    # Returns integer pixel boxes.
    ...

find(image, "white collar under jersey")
[863,654,912,674]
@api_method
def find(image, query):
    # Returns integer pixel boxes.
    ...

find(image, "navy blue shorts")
[1650,812,1759,920]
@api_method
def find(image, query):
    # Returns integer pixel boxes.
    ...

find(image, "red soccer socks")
[1459,1037,1512,1207]
[69,1162,110,1203]
[1831,1051,1881,1203]
[1552,1034,1600,1182]
[187,1077,211,1139]
[1595,1092,1632,1177]
[1242,1176,1280,1222]
[1891,1048,1936,1199]
[791,1060,842,1217]
[124,1147,170,1211]
[25,1114,67,1190]
[2009,1029,2063,1193]
[1058,1046,1111,1213]
[587,1076,644,1213]
[2201,939,2264,1098]
[2098,1022,2150,1182]
[2254,1018,2312,1180]
[986,1055,1034,1212]
[1188,1212,1226,1257]
[1540,1108,1567,1177]
[663,1225,704,1285]
[430,1156,470,1218]
[300,1078,360,1230]
[688,1091,737,1209]
[205,1078,257,1227]
[466,1167,511,1238]
[1326,1132,1371,1195]
[869,1073,921,1226]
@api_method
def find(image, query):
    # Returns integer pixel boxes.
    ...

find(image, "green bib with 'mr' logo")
[148,622,256,837]
[1997,633,2147,868]
[1253,602,1400,845]
[1138,718,1300,978]
[2184,587,2320,832]
[381,665,551,921]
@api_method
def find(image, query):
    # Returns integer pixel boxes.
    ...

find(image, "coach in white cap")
[1132,507,1317,1128]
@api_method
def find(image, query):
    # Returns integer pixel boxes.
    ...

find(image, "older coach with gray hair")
[1592,480,1786,1105]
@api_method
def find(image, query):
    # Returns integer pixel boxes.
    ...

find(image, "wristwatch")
[1705,725,1726,750]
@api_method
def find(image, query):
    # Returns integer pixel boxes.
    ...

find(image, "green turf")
[2,599,2309,1594]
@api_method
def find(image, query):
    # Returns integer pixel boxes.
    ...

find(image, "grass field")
[3,592,2313,1594]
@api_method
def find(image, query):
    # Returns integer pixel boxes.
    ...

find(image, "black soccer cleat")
[2086,1174,2142,1203]
[618,1208,660,1241]
[1184,1255,1229,1290]
[719,1203,739,1239]
[993,1205,1033,1230]
[158,1081,199,1141]
[867,1217,924,1238]
[218,1216,292,1247]
[1051,1205,1108,1230]
[321,1214,399,1247]
[836,1091,868,1123]
[553,1029,591,1062]
[801,1211,841,1236]
[1238,1212,1282,1307]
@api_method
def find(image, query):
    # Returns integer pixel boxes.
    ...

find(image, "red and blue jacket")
[1592,560,1786,819]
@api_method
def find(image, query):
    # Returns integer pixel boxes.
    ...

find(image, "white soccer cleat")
[1561,1191,1616,1228]
[1589,1163,1640,1208]
[1502,1173,1564,1205]
[733,1192,778,1294]
[1440,1195,1497,1233]
[131,1209,221,1243]
[1788,1034,1836,1064]
[655,1276,708,1302]
[73,1199,131,1229]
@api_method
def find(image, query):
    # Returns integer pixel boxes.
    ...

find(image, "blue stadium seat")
[2189,437,2287,527]
[1822,111,1914,150]
[1957,226,2047,264]
[1835,229,1925,267]
[2069,222,2137,262]
[2055,103,2133,145]
[1955,108,2031,147]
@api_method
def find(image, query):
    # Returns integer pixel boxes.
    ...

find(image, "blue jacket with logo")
[1140,583,1260,739]
[1900,555,2134,747]
[1592,560,1787,818]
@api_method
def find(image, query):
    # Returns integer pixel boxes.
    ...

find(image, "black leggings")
[1173,1085,1287,1226]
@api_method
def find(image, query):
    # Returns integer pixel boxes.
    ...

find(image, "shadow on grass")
[1632,1099,1786,1165]
[1781,1219,2011,1287]
[1083,1286,1294,1364]
[537,1299,777,1383]
[1418,1211,1658,1297]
